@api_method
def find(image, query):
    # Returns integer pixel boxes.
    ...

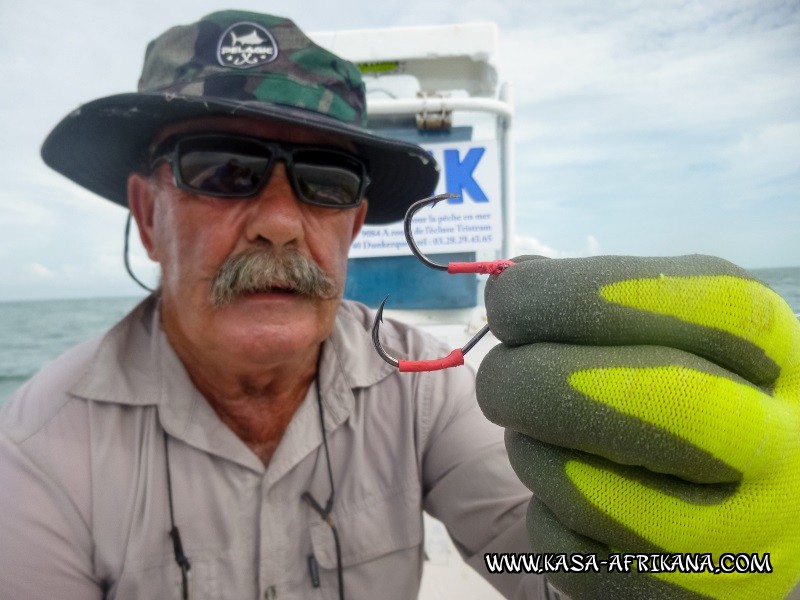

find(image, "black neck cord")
[164,431,191,599]
[162,353,342,600]
[302,355,344,600]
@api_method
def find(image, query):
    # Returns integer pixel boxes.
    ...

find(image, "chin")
[212,301,335,358]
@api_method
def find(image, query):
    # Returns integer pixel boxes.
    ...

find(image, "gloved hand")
[476,255,800,599]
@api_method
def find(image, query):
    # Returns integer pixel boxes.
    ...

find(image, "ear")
[350,199,369,243]
[127,173,160,261]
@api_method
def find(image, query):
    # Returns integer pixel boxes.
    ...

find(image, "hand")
[477,255,800,599]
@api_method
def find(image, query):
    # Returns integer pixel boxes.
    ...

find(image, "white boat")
[312,22,515,599]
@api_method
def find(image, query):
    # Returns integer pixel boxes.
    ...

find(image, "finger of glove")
[477,342,795,483]
[485,254,798,386]
[526,498,705,600]
[505,431,738,556]
[516,435,800,600]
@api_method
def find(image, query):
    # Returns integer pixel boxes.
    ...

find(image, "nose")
[244,162,305,249]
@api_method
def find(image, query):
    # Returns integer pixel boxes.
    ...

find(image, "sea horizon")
[2,264,799,305]
[2,265,800,404]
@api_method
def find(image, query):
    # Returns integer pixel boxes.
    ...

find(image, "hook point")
[376,295,389,321]
[428,192,460,208]
[372,296,399,368]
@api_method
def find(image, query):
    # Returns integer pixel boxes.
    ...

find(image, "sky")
[0,0,798,300]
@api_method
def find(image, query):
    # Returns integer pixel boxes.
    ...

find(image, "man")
[0,10,540,600]
[2,9,799,600]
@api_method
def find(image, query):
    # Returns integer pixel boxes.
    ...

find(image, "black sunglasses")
[150,133,370,208]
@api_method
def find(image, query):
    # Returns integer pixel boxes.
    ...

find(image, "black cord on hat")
[124,212,155,292]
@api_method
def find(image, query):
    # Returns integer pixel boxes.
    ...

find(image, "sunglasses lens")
[293,150,364,207]
[169,136,366,206]
[177,138,269,197]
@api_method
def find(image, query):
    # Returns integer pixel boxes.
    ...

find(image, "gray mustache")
[210,249,338,308]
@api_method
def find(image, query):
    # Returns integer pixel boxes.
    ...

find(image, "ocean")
[1,266,799,405]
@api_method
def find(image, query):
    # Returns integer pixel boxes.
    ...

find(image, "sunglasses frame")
[149,133,370,209]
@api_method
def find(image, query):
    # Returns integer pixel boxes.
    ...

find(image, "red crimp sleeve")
[447,260,515,276]
[398,349,465,372]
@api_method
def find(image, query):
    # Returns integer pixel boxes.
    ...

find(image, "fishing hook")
[372,193,516,371]
[404,193,516,275]
[372,297,491,372]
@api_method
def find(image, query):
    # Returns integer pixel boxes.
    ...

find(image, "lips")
[256,283,299,295]
[236,280,297,295]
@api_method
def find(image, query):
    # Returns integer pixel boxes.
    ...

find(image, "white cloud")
[501,2,800,147]
[513,235,560,258]
[26,263,55,279]
[586,234,600,255]
[513,234,601,258]
[723,121,800,179]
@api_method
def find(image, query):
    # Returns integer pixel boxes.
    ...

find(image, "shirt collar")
[68,294,395,472]
[71,295,394,401]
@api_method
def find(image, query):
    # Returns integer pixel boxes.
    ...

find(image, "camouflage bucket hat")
[41,10,439,224]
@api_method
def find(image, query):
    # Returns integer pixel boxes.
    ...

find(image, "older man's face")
[128,117,369,369]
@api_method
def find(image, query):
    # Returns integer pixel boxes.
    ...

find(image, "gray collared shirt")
[0,296,544,599]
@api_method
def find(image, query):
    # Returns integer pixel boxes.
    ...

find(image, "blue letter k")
[444,147,489,202]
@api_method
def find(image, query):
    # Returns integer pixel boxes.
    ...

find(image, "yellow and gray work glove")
[476,255,800,599]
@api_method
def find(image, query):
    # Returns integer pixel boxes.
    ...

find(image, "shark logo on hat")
[217,22,278,68]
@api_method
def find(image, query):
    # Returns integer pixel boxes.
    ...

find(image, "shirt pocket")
[309,484,423,584]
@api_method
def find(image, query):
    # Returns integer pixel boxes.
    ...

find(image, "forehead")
[153,116,358,152]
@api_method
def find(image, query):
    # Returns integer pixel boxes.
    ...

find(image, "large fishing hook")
[403,194,515,275]
[372,193,515,371]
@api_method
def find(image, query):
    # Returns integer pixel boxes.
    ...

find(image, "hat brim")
[41,93,440,225]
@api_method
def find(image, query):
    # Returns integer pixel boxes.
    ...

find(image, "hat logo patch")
[217,22,278,68]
